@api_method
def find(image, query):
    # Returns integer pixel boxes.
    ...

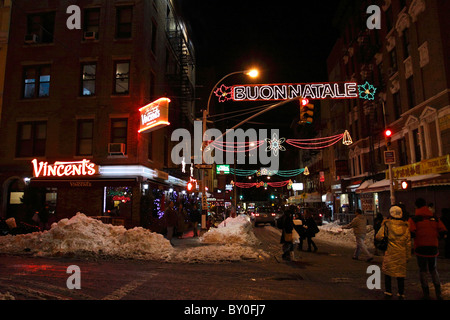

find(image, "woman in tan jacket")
[376,205,411,299]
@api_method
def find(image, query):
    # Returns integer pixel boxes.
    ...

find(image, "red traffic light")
[300,98,309,106]
[187,182,193,191]
[385,129,392,137]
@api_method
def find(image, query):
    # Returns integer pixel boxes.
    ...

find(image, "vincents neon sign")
[214,81,376,102]
[32,159,98,178]
[138,97,171,133]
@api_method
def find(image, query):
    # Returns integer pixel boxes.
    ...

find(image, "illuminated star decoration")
[214,84,233,103]
[266,133,286,156]
[358,81,377,100]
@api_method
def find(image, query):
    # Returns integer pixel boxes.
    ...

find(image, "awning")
[355,179,374,194]
[361,174,445,193]
[346,179,362,192]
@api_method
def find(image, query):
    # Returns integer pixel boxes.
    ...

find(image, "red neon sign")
[32,159,98,178]
[214,82,359,102]
[138,97,170,133]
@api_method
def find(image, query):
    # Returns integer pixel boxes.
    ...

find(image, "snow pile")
[200,215,260,246]
[0,213,175,261]
[0,292,15,300]
[0,213,266,263]
[317,221,375,249]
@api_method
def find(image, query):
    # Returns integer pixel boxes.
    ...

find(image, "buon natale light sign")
[138,97,171,133]
[214,81,377,102]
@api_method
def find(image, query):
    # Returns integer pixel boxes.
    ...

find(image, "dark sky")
[178,1,341,85]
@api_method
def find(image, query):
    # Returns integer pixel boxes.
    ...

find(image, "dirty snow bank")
[0,213,266,263]
[200,215,260,246]
[317,221,375,249]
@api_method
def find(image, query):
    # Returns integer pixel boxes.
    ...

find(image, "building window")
[111,118,128,153]
[27,11,55,44]
[81,63,96,96]
[76,119,94,156]
[398,138,408,166]
[114,61,130,94]
[407,76,416,108]
[23,65,51,99]
[403,30,411,59]
[390,48,398,72]
[84,8,100,39]
[16,122,47,157]
[116,6,133,39]
[413,128,421,162]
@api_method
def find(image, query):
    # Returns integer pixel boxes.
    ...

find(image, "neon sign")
[138,97,170,133]
[214,82,359,102]
[32,159,98,178]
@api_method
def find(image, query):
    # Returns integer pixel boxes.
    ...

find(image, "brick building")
[321,0,450,219]
[0,0,196,228]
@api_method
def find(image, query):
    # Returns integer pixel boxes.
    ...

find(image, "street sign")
[195,164,213,169]
[384,150,396,165]
[201,193,208,210]
[216,164,230,174]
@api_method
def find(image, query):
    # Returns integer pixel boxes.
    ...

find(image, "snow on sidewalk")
[0,213,266,263]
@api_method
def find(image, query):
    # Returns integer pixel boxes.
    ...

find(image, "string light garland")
[234,180,292,188]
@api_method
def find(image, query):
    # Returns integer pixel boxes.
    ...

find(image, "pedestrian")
[441,208,450,258]
[164,201,177,246]
[342,209,374,262]
[303,210,319,252]
[190,204,202,237]
[294,212,306,251]
[176,202,187,238]
[373,212,384,256]
[376,206,411,300]
[409,198,448,300]
[279,208,295,261]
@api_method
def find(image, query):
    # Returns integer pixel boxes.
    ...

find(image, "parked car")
[251,207,279,226]
[299,207,323,226]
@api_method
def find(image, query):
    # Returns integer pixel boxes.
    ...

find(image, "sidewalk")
[170,229,208,248]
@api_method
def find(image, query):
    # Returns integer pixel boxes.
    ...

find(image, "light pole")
[200,69,259,226]
[380,98,395,205]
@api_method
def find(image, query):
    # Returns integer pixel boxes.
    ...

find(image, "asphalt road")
[0,224,448,304]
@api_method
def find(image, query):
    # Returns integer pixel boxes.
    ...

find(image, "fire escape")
[165,12,195,124]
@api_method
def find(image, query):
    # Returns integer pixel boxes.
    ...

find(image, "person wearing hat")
[376,205,411,299]
[409,198,447,300]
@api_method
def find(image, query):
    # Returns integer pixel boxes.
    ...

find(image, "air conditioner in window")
[24,34,39,44]
[108,143,126,155]
[84,31,97,40]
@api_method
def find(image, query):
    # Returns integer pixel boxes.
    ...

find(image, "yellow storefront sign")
[386,154,450,179]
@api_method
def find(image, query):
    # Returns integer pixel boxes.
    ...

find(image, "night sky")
[177,1,342,187]
[178,1,341,85]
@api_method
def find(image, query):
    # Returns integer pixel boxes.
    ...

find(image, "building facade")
[323,0,450,219]
[0,0,196,229]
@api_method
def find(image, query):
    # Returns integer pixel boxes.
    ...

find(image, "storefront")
[20,160,187,229]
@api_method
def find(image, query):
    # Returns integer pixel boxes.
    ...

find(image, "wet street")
[1,224,448,303]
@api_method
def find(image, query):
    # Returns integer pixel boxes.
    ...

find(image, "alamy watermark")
[171,121,281,172]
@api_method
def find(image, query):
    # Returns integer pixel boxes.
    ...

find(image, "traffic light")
[384,129,392,147]
[187,182,193,192]
[299,99,314,124]
[270,194,275,199]
[400,180,411,191]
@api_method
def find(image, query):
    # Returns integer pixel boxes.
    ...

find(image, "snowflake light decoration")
[214,84,233,103]
[266,133,286,156]
[358,81,377,100]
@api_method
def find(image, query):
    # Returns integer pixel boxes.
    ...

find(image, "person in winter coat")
[164,201,177,245]
[409,198,447,300]
[303,211,319,252]
[441,208,450,258]
[279,208,295,261]
[376,206,411,300]
[190,204,202,237]
[373,212,384,256]
[342,209,374,262]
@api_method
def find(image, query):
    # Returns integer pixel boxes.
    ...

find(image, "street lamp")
[200,68,259,225]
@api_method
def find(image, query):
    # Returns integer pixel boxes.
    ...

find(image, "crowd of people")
[277,198,449,300]
[163,201,202,246]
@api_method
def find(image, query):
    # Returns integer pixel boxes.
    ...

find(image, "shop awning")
[362,174,445,193]
[355,179,374,194]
